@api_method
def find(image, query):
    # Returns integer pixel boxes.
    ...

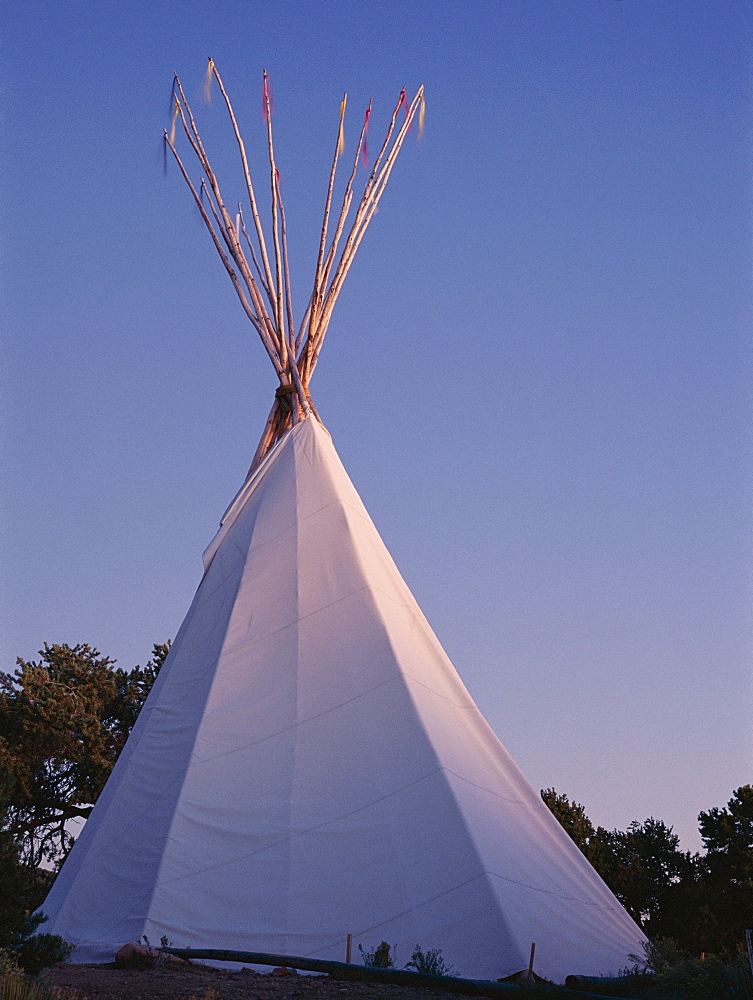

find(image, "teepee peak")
[165,63,424,470]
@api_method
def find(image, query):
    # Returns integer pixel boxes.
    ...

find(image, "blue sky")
[2,1,751,851]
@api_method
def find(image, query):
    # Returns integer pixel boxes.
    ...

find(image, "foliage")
[659,950,753,1000]
[0,873,71,977]
[541,786,697,933]
[628,938,753,1000]
[0,786,56,971]
[628,936,689,977]
[0,643,168,867]
[587,817,697,929]
[0,829,50,953]
[11,936,71,978]
[698,786,753,952]
[140,935,173,968]
[540,788,594,851]
[405,945,456,977]
[0,866,71,974]
[541,785,753,957]
[358,942,394,968]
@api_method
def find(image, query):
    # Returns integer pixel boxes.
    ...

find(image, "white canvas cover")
[42,416,645,981]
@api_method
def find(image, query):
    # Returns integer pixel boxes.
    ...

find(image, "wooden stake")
[211,62,276,311]
[302,88,422,383]
[278,189,299,410]
[528,942,535,976]
[263,72,286,359]
[172,84,280,362]
[346,934,352,964]
[305,87,423,380]
[312,95,347,315]
[164,129,283,377]
[317,101,372,304]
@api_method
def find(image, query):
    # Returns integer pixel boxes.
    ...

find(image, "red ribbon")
[399,89,412,133]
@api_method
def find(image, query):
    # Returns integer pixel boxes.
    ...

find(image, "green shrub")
[12,936,72,978]
[358,942,394,968]
[628,937,688,977]
[140,934,172,968]
[658,949,752,1000]
[405,945,456,977]
[626,938,753,1000]
[0,902,71,977]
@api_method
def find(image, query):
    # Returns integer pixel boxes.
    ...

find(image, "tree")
[0,642,168,868]
[587,818,697,930]
[540,788,595,851]
[0,771,54,958]
[697,785,753,951]
[541,788,702,950]
[699,785,753,884]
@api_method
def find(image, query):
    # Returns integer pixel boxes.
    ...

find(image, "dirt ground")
[46,963,466,1000]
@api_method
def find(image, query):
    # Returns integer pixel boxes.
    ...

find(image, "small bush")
[1,908,71,977]
[626,938,753,1000]
[12,936,72,977]
[628,937,688,977]
[405,945,456,977]
[358,942,394,968]
[660,950,752,1000]
[140,934,172,968]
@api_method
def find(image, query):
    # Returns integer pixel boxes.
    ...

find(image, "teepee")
[41,64,646,982]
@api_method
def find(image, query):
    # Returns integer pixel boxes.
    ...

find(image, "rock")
[115,942,154,969]
[269,966,298,977]
[115,942,190,968]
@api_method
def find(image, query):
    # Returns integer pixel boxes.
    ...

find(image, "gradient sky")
[2,1,751,852]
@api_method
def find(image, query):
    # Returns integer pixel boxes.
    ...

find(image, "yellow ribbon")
[203,58,214,103]
[169,99,179,145]
[338,96,347,156]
